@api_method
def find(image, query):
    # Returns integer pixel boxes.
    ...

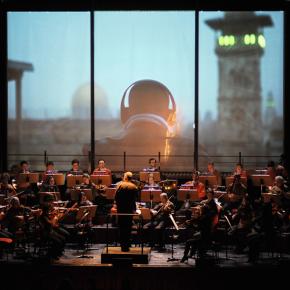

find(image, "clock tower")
[206,12,272,157]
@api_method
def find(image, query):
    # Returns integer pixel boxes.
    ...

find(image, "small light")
[244,34,250,45]
[250,34,256,44]
[258,34,266,48]
[224,35,230,46]
[229,35,235,46]
[218,36,224,46]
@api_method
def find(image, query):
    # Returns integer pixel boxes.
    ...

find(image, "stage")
[1,243,290,290]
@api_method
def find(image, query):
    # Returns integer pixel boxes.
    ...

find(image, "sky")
[8,11,284,124]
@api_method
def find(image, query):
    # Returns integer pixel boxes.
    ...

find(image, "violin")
[49,202,78,227]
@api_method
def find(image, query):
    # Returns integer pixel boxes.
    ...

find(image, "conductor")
[115,171,138,252]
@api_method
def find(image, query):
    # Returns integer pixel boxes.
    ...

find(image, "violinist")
[180,188,218,262]
[186,171,206,200]
[39,194,70,259]
[144,193,174,250]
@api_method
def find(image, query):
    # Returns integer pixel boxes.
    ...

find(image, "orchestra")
[0,157,289,264]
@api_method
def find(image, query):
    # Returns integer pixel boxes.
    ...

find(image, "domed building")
[72,83,112,119]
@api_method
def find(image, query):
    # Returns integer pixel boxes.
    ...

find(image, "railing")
[7,151,282,173]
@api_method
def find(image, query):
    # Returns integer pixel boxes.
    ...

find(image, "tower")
[206,12,273,157]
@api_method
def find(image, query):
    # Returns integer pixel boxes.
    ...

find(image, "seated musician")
[180,188,218,262]
[0,173,16,198]
[40,175,59,194]
[19,160,30,174]
[276,165,289,187]
[144,192,174,250]
[204,162,221,185]
[92,159,111,175]
[78,191,93,207]
[143,158,159,172]
[44,161,58,175]
[4,196,40,237]
[144,173,160,188]
[185,171,206,200]
[233,163,247,178]
[224,174,247,211]
[39,194,70,259]
[271,176,290,211]
[67,159,83,176]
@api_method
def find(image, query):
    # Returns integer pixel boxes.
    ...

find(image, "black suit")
[115,181,138,251]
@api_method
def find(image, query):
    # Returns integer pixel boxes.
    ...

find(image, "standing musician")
[39,194,71,259]
[180,188,218,262]
[185,171,206,200]
[92,159,111,175]
[144,192,174,250]
[114,172,138,252]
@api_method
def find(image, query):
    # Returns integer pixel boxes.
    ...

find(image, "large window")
[199,11,284,171]
[8,12,90,171]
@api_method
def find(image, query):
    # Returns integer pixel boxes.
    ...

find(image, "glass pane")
[93,11,195,171]
[7,12,90,172]
[199,11,284,172]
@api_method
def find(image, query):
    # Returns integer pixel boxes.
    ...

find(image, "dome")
[72,83,111,119]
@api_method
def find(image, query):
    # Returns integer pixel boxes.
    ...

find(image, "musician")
[270,176,290,211]
[225,174,247,210]
[39,194,70,259]
[40,175,59,193]
[186,171,206,200]
[266,160,276,182]
[92,159,111,175]
[78,191,93,207]
[45,161,58,175]
[67,159,83,176]
[19,160,30,174]
[180,188,218,262]
[144,192,174,250]
[0,173,16,198]
[115,172,138,252]
[203,162,221,185]
[233,163,247,178]
[144,173,160,188]
[143,158,159,172]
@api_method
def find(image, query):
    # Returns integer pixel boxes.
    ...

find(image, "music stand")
[177,189,199,202]
[66,175,83,188]
[90,174,112,186]
[140,189,162,208]
[199,175,218,188]
[43,174,65,186]
[17,173,39,184]
[225,176,247,187]
[139,172,161,182]
[251,175,273,195]
[167,214,179,262]
[75,205,98,258]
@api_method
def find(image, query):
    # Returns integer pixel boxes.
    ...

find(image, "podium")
[199,175,218,188]
[139,172,160,182]
[225,176,247,187]
[67,175,83,188]
[91,174,112,186]
[177,189,199,201]
[43,174,65,186]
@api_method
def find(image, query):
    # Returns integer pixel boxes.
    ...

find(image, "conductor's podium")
[101,246,151,264]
